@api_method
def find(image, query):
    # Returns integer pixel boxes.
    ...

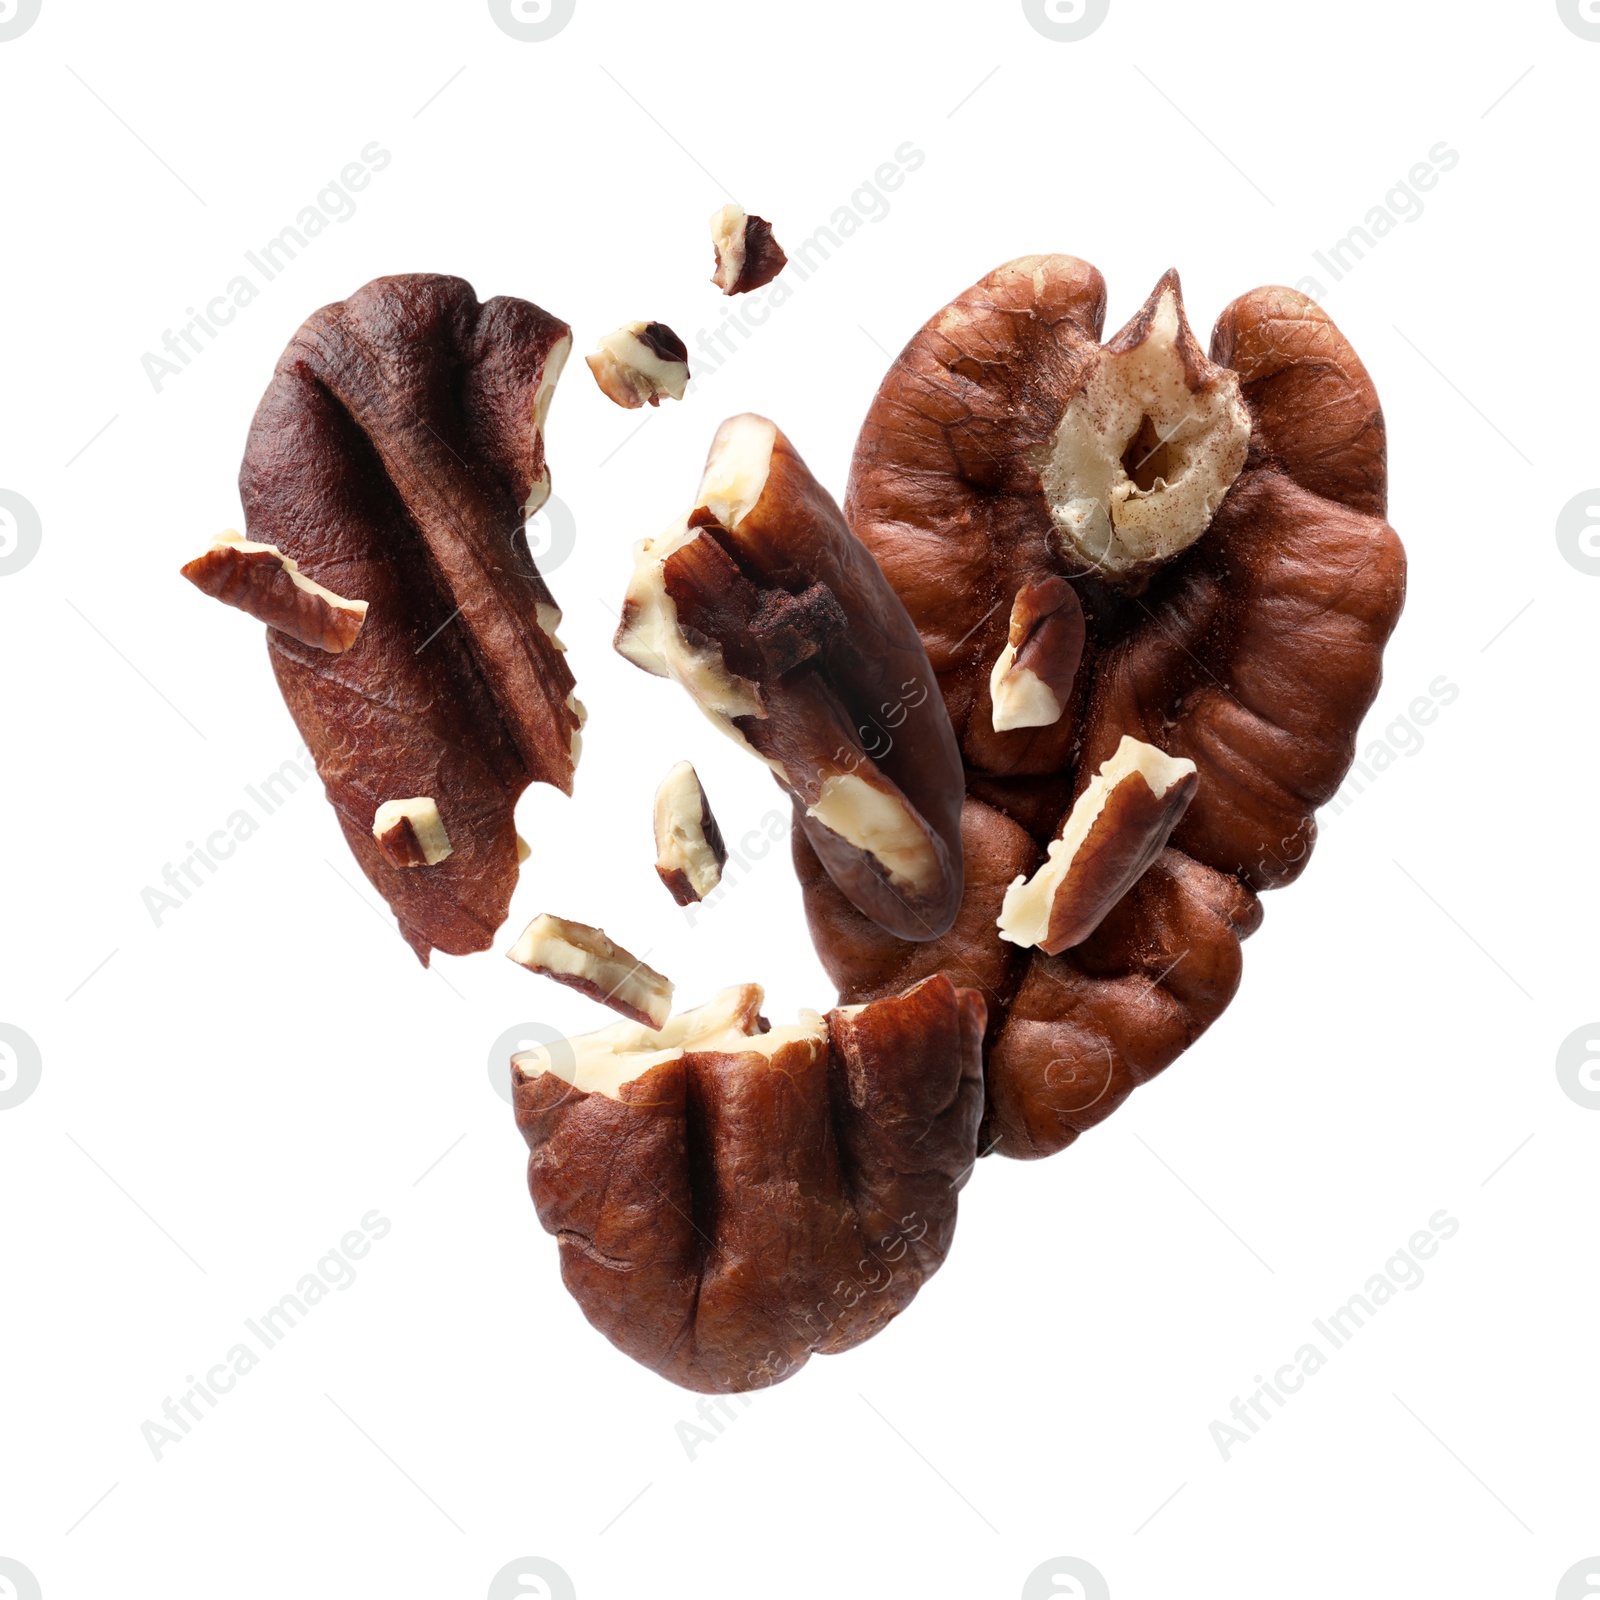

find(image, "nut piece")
[1034,270,1251,577]
[238,275,581,965]
[614,413,965,942]
[998,736,1197,955]
[512,972,985,1391]
[181,530,368,653]
[988,576,1085,733]
[653,761,727,905]
[585,321,691,409]
[372,797,453,868]
[709,204,787,295]
[507,913,674,1029]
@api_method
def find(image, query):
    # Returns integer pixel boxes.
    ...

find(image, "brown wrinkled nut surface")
[513,973,985,1391]
[507,913,674,1028]
[616,415,965,942]
[710,205,788,295]
[182,532,369,653]
[802,258,1405,1157]
[238,274,580,964]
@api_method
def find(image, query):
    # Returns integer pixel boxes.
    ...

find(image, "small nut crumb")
[989,576,1086,733]
[653,761,728,905]
[373,797,454,868]
[507,913,674,1029]
[998,735,1198,954]
[181,530,369,653]
[709,204,787,296]
[515,833,532,865]
[586,321,690,409]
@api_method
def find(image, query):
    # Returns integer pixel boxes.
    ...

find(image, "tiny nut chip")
[181,530,369,653]
[586,321,690,410]
[709,204,788,296]
[372,797,454,869]
[653,761,727,906]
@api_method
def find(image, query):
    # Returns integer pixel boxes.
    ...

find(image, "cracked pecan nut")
[224,274,581,964]
[507,913,674,1028]
[372,796,453,869]
[801,258,1406,1157]
[709,205,787,295]
[182,530,368,653]
[586,321,690,409]
[512,972,984,1392]
[615,413,965,942]
[653,761,727,906]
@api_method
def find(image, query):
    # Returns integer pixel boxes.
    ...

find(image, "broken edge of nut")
[586,321,691,410]
[997,735,1198,955]
[181,530,369,653]
[653,760,728,906]
[373,797,454,869]
[709,204,788,296]
[989,575,1086,733]
[507,913,675,1029]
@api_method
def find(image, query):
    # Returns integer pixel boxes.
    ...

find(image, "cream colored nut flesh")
[1034,275,1250,576]
[653,761,727,905]
[507,913,674,1029]
[585,322,690,410]
[998,736,1198,953]
[709,205,749,294]
[512,983,827,1100]
[372,797,453,868]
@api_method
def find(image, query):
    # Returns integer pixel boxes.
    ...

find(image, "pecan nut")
[182,531,368,653]
[586,321,690,409]
[507,914,674,1028]
[653,761,727,906]
[709,205,787,295]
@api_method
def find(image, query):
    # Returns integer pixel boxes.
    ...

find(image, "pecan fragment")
[615,413,965,941]
[653,761,727,906]
[372,796,453,868]
[585,321,690,409]
[709,204,788,295]
[236,274,581,964]
[988,576,1085,733]
[181,530,368,653]
[507,913,674,1029]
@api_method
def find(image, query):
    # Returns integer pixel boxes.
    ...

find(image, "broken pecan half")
[512,972,984,1391]
[182,530,368,653]
[801,259,1406,1156]
[615,414,965,942]
[508,914,674,1028]
[225,274,580,963]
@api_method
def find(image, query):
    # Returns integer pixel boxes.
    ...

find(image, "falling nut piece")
[989,576,1086,733]
[181,530,368,653]
[372,797,453,868]
[508,913,674,1029]
[998,736,1198,956]
[709,204,787,296]
[653,761,727,906]
[586,321,691,409]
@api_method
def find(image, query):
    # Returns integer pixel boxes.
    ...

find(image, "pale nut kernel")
[709,204,788,296]
[653,761,728,906]
[586,322,690,409]
[989,576,1086,733]
[507,913,674,1029]
[181,530,368,653]
[1033,271,1251,577]
[373,797,453,868]
[998,735,1198,955]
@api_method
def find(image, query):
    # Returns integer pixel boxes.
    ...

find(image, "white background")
[2,2,1596,1596]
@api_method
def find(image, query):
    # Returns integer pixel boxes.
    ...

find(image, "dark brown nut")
[585,321,690,409]
[653,761,727,905]
[372,796,453,869]
[998,736,1196,954]
[512,973,985,1391]
[236,274,582,964]
[800,257,1406,1157]
[988,576,1085,733]
[615,413,965,942]
[507,913,674,1028]
[709,204,788,295]
[182,530,369,653]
